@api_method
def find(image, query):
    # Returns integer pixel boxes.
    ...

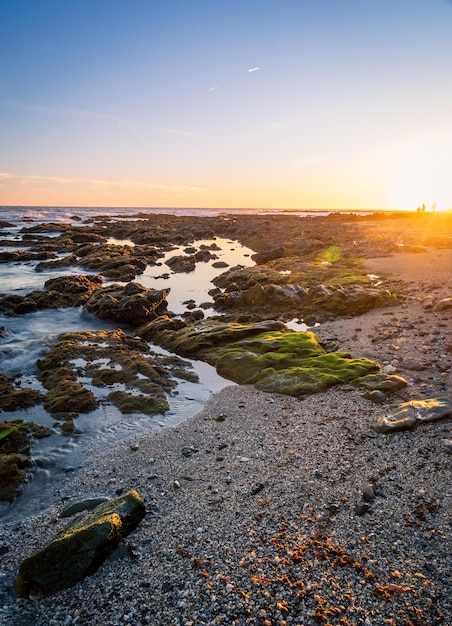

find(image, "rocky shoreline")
[0,210,451,625]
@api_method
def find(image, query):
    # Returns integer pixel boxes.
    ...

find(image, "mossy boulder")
[138,317,287,360]
[145,319,381,398]
[213,281,399,321]
[15,490,146,596]
[214,330,380,396]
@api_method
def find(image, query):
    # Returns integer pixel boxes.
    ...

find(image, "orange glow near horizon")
[1,3,451,214]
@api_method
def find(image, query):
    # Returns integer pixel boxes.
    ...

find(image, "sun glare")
[389,137,452,212]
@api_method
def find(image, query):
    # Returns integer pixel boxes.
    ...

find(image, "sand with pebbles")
[0,216,451,626]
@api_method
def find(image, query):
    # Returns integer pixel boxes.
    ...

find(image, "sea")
[0,205,328,521]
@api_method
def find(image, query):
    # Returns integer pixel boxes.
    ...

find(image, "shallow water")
[0,210,257,521]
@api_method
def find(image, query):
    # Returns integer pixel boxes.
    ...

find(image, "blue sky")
[1,0,451,210]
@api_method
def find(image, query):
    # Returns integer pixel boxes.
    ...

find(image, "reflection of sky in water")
[137,237,255,315]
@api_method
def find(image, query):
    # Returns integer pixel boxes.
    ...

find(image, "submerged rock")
[15,490,146,596]
[374,397,452,433]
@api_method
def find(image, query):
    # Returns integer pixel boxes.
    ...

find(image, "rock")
[362,485,376,501]
[0,453,32,501]
[60,497,110,518]
[353,373,408,392]
[421,295,435,309]
[0,420,53,500]
[84,282,170,325]
[43,380,99,417]
[165,255,196,273]
[181,445,199,457]
[15,490,146,596]
[146,319,381,398]
[363,390,387,404]
[355,503,370,516]
[434,297,452,312]
[374,397,452,433]
[0,374,44,411]
[0,274,103,315]
[213,280,400,320]
[251,246,286,264]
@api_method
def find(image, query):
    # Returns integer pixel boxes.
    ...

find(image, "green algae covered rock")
[15,490,146,597]
[145,319,381,398]
[214,330,380,396]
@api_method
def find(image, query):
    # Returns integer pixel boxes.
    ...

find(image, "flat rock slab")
[374,397,452,434]
[15,490,145,597]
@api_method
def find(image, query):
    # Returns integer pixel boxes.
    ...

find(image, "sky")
[1,0,452,211]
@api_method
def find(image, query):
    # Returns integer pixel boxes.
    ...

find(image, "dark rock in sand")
[15,490,146,596]
[363,389,388,403]
[374,397,452,433]
[60,497,110,518]
[84,281,170,326]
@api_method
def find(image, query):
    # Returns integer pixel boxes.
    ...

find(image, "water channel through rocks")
[0,233,267,522]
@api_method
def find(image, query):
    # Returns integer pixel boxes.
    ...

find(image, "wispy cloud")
[0,172,207,194]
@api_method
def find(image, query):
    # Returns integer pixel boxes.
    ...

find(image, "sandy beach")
[0,212,451,625]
